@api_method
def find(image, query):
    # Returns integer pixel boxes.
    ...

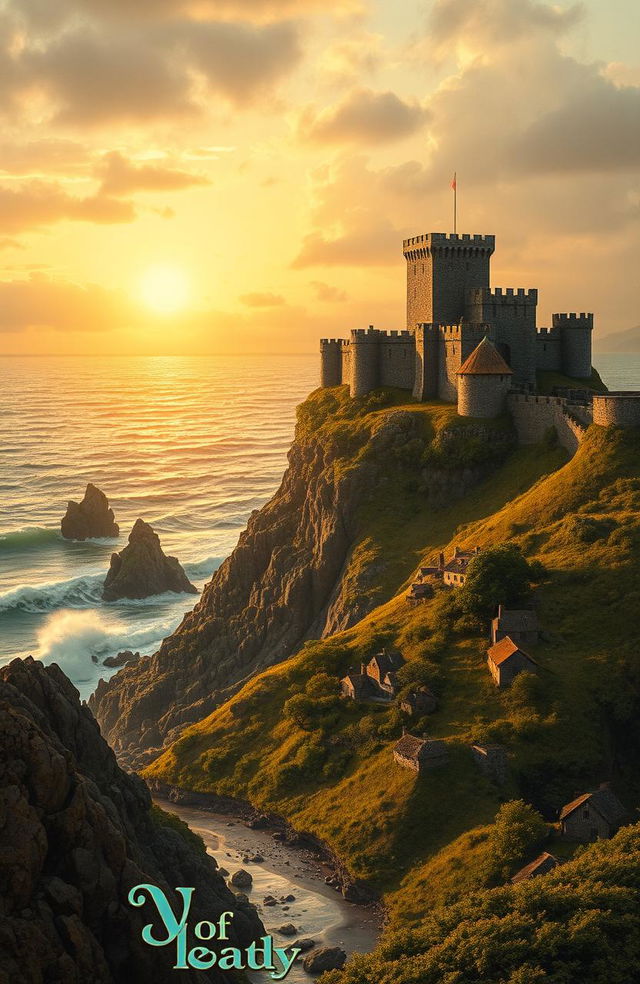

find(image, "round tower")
[456,336,513,418]
[554,313,593,379]
[349,327,380,397]
[320,339,342,388]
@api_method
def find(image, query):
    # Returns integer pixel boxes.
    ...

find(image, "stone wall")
[320,338,343,387]
[466,288,538,386]
[592,393,640,428]
[508,393,588,455]
[555,313,593,379]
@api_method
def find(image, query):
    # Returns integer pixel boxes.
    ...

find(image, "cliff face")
[0,657,261,984]
[90,392,514,769]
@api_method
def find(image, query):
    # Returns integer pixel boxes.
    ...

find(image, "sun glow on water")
[139,265,191,315]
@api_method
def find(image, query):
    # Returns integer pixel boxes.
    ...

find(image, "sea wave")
[0,526,60,552]
[36,610,179,683]
[0,555,220,615]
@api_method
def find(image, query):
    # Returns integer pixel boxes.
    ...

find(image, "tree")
[459,544,535,616]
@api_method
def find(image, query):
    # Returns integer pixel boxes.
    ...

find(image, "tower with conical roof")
[456,336,513,418]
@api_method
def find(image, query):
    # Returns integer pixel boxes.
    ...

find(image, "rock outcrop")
[61,484,119,540]
[90,401,513,769]
[102,519,198,602]
[0,656,262,983]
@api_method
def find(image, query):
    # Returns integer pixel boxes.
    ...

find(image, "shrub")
[459,544,536,617]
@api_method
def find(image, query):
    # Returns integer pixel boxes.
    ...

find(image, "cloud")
[293,220,400,268]
[22,29,196,125]
[298,88,429,145]
[0,182,135,232]
[0,139,89,175]
[310,281,349,302]
[1,16,303,125]
[240,291,286,306]
[12,0,360,27]
[428,0,584,54]
[98,151,210,195]
[178,20,302,106]
[510,82,640,174]
[0,274,135,332]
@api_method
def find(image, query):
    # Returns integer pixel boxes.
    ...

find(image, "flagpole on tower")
[452,172,457,234]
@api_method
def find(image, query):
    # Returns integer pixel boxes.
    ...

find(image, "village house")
[511,852,559,885]
[393,732,448,773]
[491,605,540,647]
[559,786,627,841]
[442,546,481,587]
[340,651,405,702]
[471,743,509,785]
[401,687,438,717]
[487,636,537,687]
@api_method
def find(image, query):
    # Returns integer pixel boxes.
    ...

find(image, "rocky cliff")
[61,483,119,541]
[90,390,515,769]
[0,657,262,984]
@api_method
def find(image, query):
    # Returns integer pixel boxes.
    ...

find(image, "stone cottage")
[560,786,627,841]
[471,744,508,785]
[442,546,481,587]
[491,606,540,647]
[406,581,434,605]
[401,687,438,716]
[340,651,405,702]
[511,852,559,884]
[487,636,537,687]
[393,733,448,773]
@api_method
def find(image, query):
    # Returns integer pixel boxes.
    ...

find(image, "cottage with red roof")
[487,636,537,687]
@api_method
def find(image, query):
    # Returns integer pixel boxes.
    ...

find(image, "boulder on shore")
[303,947,347,974]
[102,519,198,602]
[231,869,253,889]
[61,483,119,540]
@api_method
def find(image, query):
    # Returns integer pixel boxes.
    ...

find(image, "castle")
[320,231,594,418]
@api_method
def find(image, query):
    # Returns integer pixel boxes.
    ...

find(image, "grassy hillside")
[146,391,640,975]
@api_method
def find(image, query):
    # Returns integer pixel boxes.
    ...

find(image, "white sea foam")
[35,610,179,683]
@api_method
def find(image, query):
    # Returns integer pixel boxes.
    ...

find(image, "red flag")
[451,172,457,190]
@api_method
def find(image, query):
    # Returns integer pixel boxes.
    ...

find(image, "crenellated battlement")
[403,232,495,249]
[320,337,348,346]
[468,287,538,304]
[537,326,561,338]
[552,312,594,328]
[350,327,413,340]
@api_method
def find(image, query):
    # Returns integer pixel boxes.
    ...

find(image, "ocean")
[0,352,636,699]
[0,354,317,698]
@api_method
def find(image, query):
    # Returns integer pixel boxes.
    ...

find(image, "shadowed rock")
[61,483,119,540]
[0,656,263,983]
[303,947,347,973]
[102,519,198,602]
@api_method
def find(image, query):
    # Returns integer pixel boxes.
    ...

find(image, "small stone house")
[442,546,481,587]
[487,636,537,687]
[491,605,540,647]
[401,687,438,716]
[393,733,448,773]
[511,852,559,885]
[340,650,405,702]
[560,786,627,842]
[471,743,508,784]
[340,673,375,701]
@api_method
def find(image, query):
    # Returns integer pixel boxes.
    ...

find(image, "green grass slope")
[146,393,640,977]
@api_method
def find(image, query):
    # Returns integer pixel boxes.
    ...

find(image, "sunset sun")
[139,265,191,315]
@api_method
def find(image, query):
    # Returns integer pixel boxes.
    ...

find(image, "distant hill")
[596,325,640,352]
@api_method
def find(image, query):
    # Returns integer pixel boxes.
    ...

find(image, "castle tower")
[320,339,343,387]
[554,313,593,379]
[403,233,495,329]
[349,327,380,397]
[457,336,513,418]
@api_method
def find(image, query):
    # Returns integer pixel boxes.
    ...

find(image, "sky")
[0,0,638,356]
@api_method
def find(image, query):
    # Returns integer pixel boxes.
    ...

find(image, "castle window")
[413,264,417,275]
[543,343,547,352]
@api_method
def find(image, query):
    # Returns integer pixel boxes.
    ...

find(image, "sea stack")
[61,483,119,540]
[102,518,198,601]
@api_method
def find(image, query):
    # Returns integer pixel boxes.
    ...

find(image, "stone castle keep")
[320,231,594,418]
